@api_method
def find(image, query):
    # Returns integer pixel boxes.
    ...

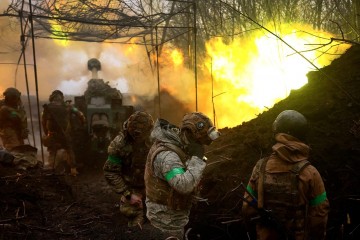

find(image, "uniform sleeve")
[153,150,206,194]
[103,133,129,194]
[71,107,85,125]
[242,160,261,220]
[0,107,7,127]
[19,106,28,139]
[305,167,330,239]
[0,106,21,125]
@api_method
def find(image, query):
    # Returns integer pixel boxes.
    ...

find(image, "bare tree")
[2,0,360,61]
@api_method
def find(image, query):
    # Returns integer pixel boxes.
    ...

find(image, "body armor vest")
[259,157,310,238]
[121,139,151,188]
[145,141,192,210]
[43,103,70,134]
[0,106,21,129]
[42,103,71,148]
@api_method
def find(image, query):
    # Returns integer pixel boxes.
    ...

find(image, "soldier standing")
[242,110,330,240]
[144,112,220,239]
[0,87,29,150]
[103,111,154,227]
[42,90,85,176]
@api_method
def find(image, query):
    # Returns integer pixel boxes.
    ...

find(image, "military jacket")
[103,131,151,194]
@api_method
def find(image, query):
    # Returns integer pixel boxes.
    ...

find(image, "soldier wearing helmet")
[48,90,64,102]
[103,111,154,227]
[0,87,29,150]
[144,112,220,239]
[41,90,85,176]
[242,110,329,240]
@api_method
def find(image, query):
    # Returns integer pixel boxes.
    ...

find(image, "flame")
[150,47,185,67]
[123,39,138,56]
[155,46,193,100]
[170,49,184,67]
[202,23,350,128]
[18,14,350,130]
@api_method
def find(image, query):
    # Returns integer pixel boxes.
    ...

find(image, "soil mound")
[190,44,360,239]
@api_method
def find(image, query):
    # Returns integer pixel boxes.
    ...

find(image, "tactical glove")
[121,190,132,201]
[187,141,205,160]
[120,191,143,208]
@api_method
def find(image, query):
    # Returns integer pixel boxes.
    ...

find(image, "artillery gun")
[73,58,134,169]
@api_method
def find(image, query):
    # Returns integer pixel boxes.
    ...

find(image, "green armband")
[108,155,122,164]
[165,167,185,181]
[310,192,327,206]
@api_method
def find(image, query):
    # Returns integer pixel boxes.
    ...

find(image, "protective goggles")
[208,126,221,141]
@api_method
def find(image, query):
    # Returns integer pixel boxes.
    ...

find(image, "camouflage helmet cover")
[180,112,220,145]
[125,111,154,139]
[272,110,308,140]
[3,87,21,98]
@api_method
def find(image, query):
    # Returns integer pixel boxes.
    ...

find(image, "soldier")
[242,110,330,240]
[103,111,154,227]
[42,90,85,176]
[144,112,220,239]
[0,87,29,150]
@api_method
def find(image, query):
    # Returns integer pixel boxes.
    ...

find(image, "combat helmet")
[49,90,64,102]
[3,87,21,98]
[124,111,154,140]
[272,110,308,140]
[180,112,220,145]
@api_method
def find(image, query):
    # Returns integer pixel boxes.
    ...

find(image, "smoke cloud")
[2,2,350,130]
[0,2,194,123]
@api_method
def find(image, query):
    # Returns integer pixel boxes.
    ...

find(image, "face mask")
[207,126,220,141]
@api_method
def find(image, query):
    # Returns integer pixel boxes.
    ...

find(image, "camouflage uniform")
[0,90,28,151]
[42,91,85,174]
[103,111,153,227]
[144,119,208,239]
